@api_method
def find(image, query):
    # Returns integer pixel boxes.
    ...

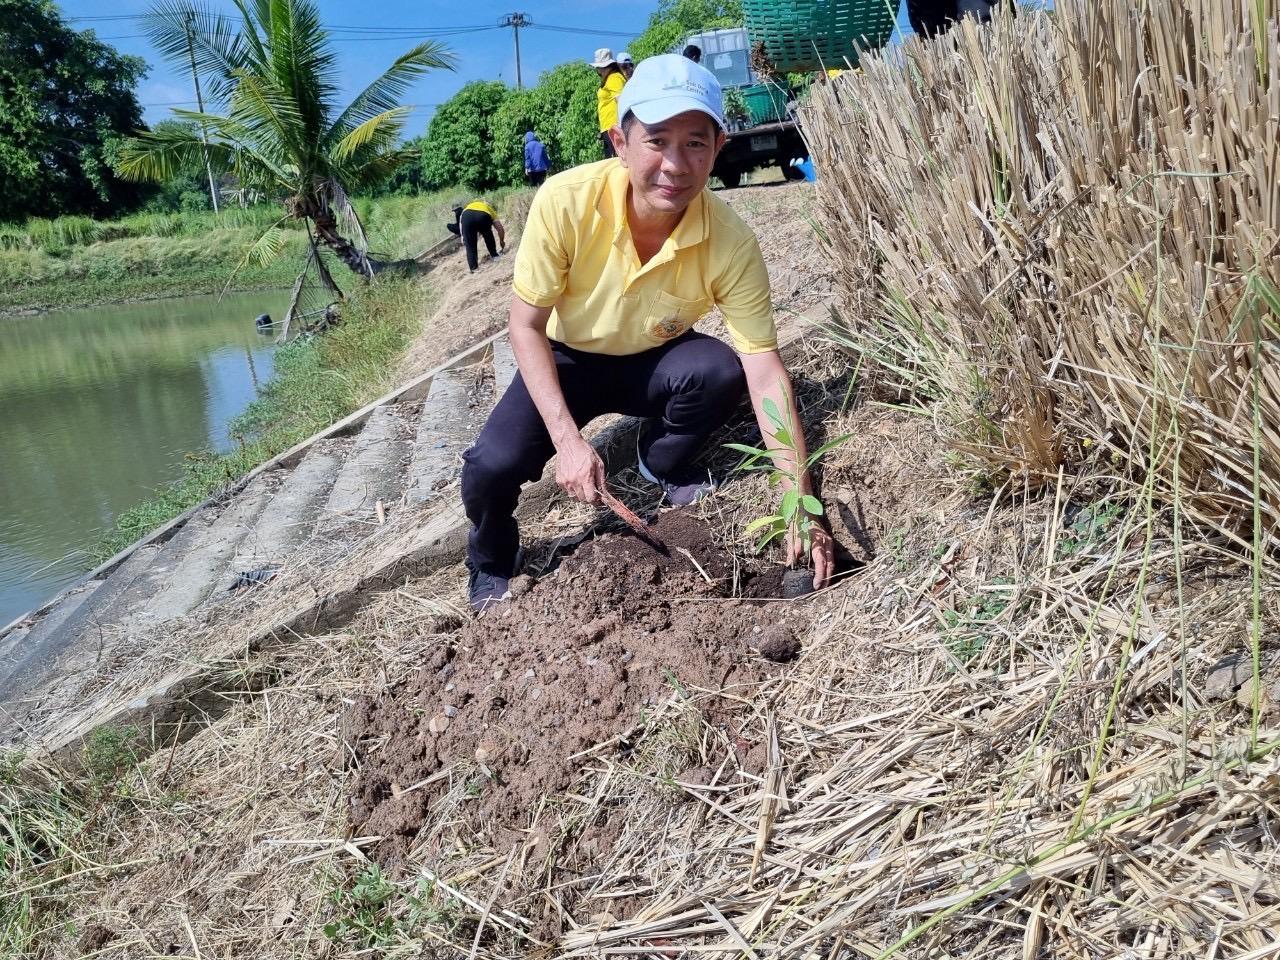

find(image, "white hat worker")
[590,47,616,68]
[615,53,725,130]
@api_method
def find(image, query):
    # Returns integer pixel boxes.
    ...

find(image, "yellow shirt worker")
[459,54,835,611]
[592,47,626,158]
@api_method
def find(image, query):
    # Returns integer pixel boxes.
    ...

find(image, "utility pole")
[184,11,219,213]
[499,12,530,90]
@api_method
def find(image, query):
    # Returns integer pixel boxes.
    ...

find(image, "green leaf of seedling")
[805,433,853,469]
[801,494,824,516]
[744,514,783,535]
[772,428,792,447]
[755,527,787,551]
[762,396,784,431]
[781,489,799,520]
[725,443,787,461]
[767,471,782,487]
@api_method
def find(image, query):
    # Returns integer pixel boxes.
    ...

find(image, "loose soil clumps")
[343,511,804,865]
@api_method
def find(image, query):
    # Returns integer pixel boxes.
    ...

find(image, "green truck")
[681,27,809,188]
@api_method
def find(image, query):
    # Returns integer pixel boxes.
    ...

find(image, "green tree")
[488,63,601,186]
[419,81,510,191]
[630,0,744,59]
[0,0,150,223]
[117,0,454,277]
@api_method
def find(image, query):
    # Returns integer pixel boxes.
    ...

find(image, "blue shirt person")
[523,131,550,186]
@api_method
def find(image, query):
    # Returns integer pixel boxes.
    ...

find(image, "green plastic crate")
[743,0,899,73]
[743,82,790,125]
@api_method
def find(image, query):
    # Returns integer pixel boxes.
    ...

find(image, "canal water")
[0,290,289,627]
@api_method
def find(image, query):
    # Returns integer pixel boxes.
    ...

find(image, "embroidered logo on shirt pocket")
[648,291,709,341]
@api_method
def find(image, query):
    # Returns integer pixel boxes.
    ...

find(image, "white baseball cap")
[616,51,633,64]
[590,47,616,68]
[615,53,725,130]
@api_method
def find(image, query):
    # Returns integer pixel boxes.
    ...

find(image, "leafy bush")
[630,0,744,59]
[420,81,511,190]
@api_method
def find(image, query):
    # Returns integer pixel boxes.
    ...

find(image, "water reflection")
[0,291,287,625]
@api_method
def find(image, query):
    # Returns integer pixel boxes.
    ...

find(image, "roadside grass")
[0,206,298,253]
[95,274,435,559]
[0,229,306,313]
[0,726,148,958]
[0,188,526,314]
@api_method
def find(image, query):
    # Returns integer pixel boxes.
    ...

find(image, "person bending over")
[457,199,506,273]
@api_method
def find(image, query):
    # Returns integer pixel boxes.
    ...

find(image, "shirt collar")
[599,159,710,253]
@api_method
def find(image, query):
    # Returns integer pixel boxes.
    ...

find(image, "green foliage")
[419,80,510,190]
[0,222,305,313]
[418,63,603,192]
[119,0,455,276]
[726,387,849,557]
[82,726,141,796]
[723,86,751,125]
[940,578,1015,665]
[0,754,90,957]
[1056,500,1125,559]
[488,63,604,185]
[0,204,300,254]
[323,865,462,948]
[630,0,744,59]
[0,0,150,223]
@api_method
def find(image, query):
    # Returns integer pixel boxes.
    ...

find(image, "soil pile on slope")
[342,511,803,864]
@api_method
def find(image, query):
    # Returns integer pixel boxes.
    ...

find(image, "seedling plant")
[725,390,849,561]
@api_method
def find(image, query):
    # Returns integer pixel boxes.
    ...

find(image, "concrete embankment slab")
[135,479,275,626]
[492,336,519,396]
[322,405,410,521]
[408,368,484,504]
[224,443,346,578]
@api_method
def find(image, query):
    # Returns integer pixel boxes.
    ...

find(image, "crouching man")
[460,54,833,611]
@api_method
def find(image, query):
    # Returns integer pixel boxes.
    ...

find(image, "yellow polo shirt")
[596,71,626,132]
[513,159,776,356]
[464,200,498,218]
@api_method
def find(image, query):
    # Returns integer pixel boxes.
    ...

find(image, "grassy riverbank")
[95,273,435,559]
[88,185,534,558]
[0,215,305,314]
[0,188,527,315]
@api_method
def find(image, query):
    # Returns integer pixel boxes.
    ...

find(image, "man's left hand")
[786,520,835,590]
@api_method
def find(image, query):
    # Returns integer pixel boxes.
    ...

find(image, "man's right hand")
[556,433,607,505]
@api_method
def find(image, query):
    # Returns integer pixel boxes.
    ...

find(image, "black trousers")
[459,209,497,271]
[461,332,746,577]
[526,169,547,186]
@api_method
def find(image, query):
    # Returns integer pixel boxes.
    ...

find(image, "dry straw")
[802,0,1280,550]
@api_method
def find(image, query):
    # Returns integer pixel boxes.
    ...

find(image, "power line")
[528,23,639,38]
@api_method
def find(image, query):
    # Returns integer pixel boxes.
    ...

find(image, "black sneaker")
[636,420,716,507]
[467,567,511,612]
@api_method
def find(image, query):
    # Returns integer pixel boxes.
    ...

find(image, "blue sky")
[59,0,659,133]
[58,0,930,134]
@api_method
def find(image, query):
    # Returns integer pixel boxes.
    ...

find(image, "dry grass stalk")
[801,0,1280,548]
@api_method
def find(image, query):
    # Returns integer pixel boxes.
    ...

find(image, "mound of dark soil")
[343,511,804,865]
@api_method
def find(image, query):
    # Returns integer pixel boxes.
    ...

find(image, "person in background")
[617,50,634,80]
[682,43,702,64]
[592,47,626,159]
[456,199,506,273]
[524,130,550,186]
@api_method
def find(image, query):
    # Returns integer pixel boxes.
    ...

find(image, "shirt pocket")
[645,290,711,343]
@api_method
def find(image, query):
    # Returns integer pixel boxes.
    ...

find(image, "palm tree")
[118,0,455,279]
